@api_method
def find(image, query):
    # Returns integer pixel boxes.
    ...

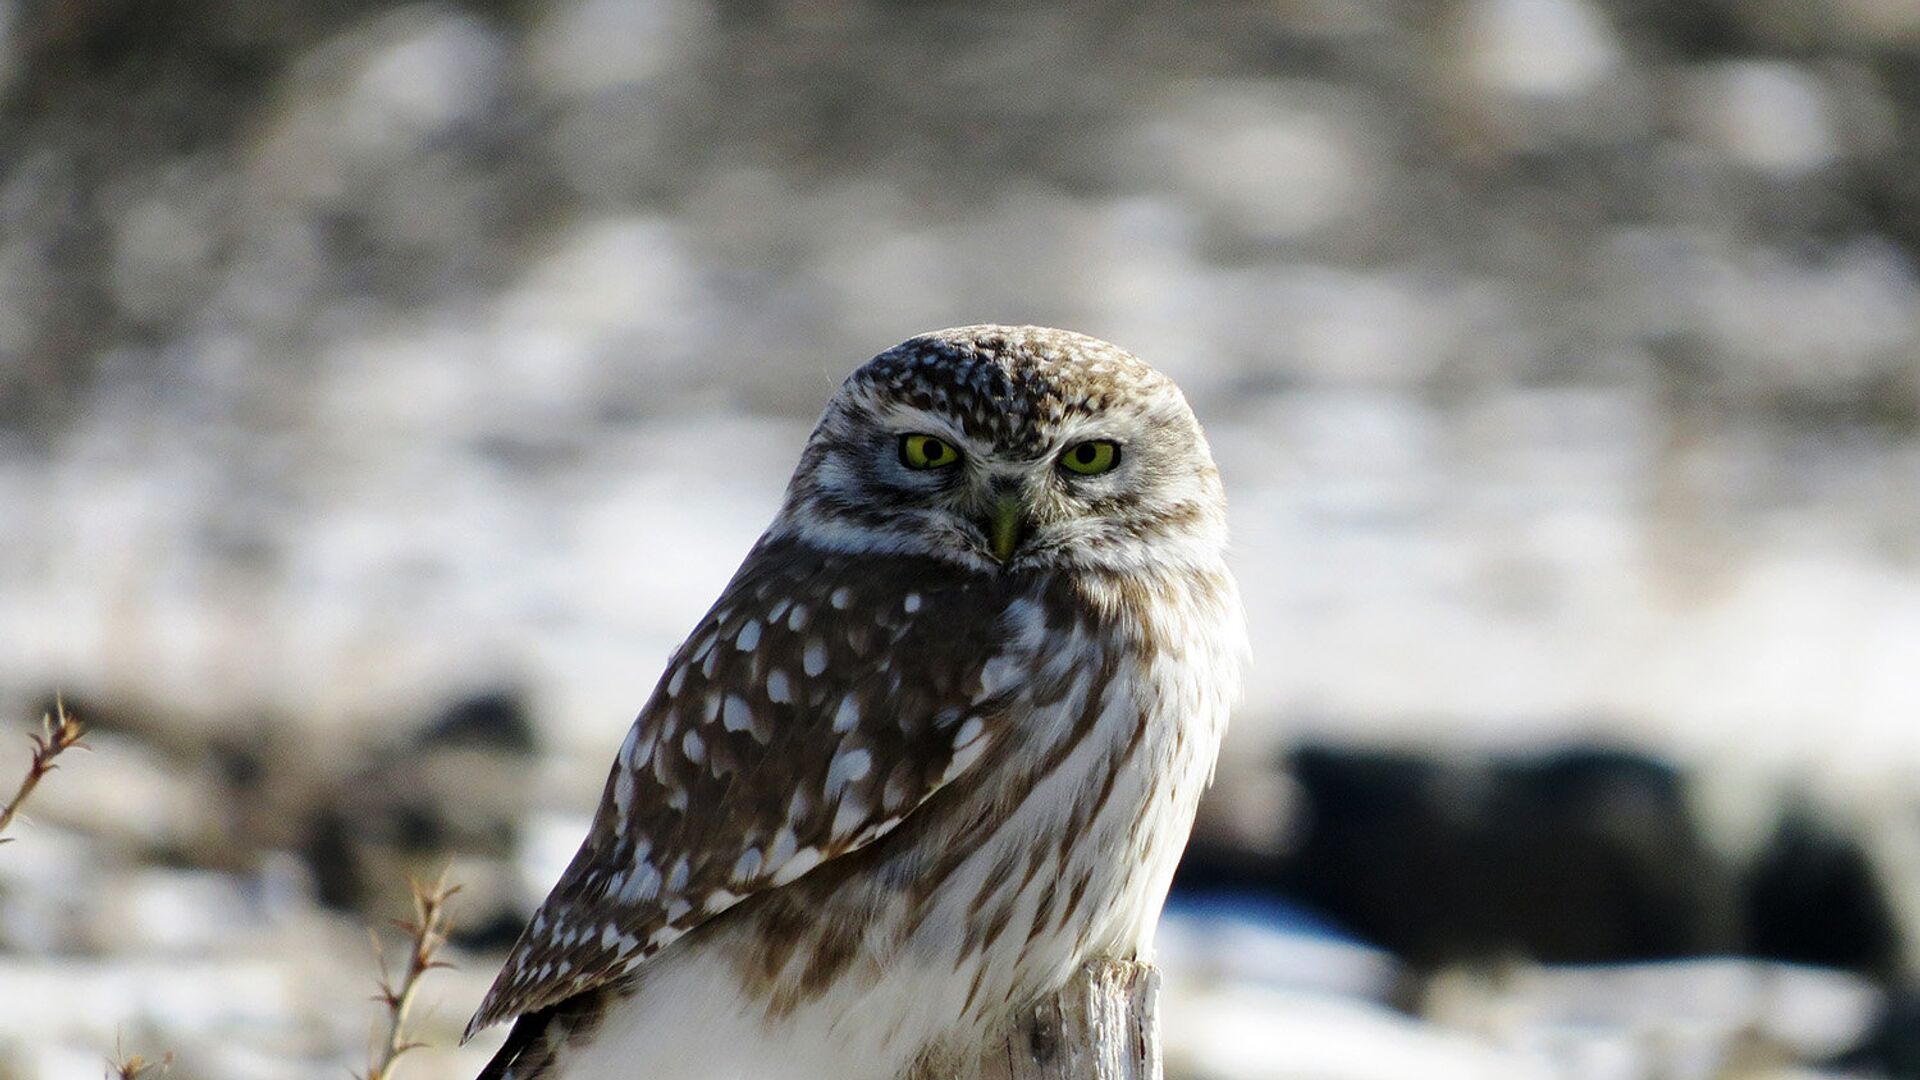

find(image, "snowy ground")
[5,0,1920,1077]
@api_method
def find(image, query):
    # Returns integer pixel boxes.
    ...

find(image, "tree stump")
[967,959,1162,1080]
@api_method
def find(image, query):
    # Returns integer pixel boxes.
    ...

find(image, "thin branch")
[109,1038,172,1080]
[0,698,88,842]
[364,869,460,1080]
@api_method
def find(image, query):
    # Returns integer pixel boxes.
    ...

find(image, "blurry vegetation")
[0,701,86,842]
[110,1047,173,1080]
[364,874,460,1080]
[1,704,461,1080]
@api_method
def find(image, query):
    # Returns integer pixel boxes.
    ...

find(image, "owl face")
[773,326,1228,576]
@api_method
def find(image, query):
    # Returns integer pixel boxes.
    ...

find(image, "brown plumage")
[469,326,1245,1080]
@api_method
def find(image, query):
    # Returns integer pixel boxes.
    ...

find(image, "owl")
[468,325,1245,1080]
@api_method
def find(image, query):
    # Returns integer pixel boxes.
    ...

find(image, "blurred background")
[2,0,1919,1077]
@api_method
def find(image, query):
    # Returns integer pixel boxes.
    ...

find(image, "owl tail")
[475,990,612,1080]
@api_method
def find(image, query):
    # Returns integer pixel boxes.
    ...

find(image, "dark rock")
[1176,741,1744,970]
[451,906,532,953]
[301,803,364,911]
[390,799,451,854]
[416,690,538,755]
[1745,803,1904,980]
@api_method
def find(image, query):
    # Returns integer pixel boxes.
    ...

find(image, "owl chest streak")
[738,574,1233,1047]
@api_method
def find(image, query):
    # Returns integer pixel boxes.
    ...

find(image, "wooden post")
[967,959,1162,1080]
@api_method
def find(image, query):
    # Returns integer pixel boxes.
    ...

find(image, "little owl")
[468,325,1245,1080]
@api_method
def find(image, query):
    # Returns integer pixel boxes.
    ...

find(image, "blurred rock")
[1457,0,1624,102]
[1687,61,1840,177]
[291,690,538,952]
[1140,80,1385,245]
[525,0,713,99]
[1745,803,1905,981]
[299,802,363,911]
[1178,743,1742,969]
[1695,240,1920,400]
[342,7,507,156]
[1445,0,1648,153]
[418,689,538,755]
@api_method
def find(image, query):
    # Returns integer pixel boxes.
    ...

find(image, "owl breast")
[883,565,1245,1052]
[559,561,1244,1080]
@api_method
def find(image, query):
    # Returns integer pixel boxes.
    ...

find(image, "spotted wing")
[465,541,1023,1037]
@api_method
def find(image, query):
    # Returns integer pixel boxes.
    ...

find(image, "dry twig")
[110,1048,172,1080]
[0,698,87,842]
[364,870,460,1080]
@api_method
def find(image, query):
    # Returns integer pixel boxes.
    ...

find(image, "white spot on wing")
[733,848,763,881]
[830,586,853,610]
[766,669,793,704]
[788,787,813,822]
[768,827,797,865]
[953,716,985,749]
[690,629,718,660]
[942,717,993,783]
[736,620,762,651]
[832,696,861,733]
[883,768,913,812]
[832,794,867,834]
[682,729,706,763]
[722,695,754,733]
[772,847,823,885]
[943,734,989,781]
[804,639,828,677]
[613,767,636,820]
[826,747,871,795]
[903,592,922,613]
[976,652,1023,702]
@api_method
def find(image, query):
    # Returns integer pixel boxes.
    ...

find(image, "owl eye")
[1059,439,1120,476]
[899,433,961,470]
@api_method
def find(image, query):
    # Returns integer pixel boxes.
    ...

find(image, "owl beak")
[984,494,1028,563]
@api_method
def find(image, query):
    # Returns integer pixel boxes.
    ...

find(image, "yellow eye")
[1059,440,1120,475]
[899,433,960,469]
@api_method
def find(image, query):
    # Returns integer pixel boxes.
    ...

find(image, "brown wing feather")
[465,539,1023,1038]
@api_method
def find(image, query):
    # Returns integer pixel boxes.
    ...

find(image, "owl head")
[771,325,1228,575]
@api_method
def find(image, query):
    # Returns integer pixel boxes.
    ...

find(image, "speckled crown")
[853,325,1166,455]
